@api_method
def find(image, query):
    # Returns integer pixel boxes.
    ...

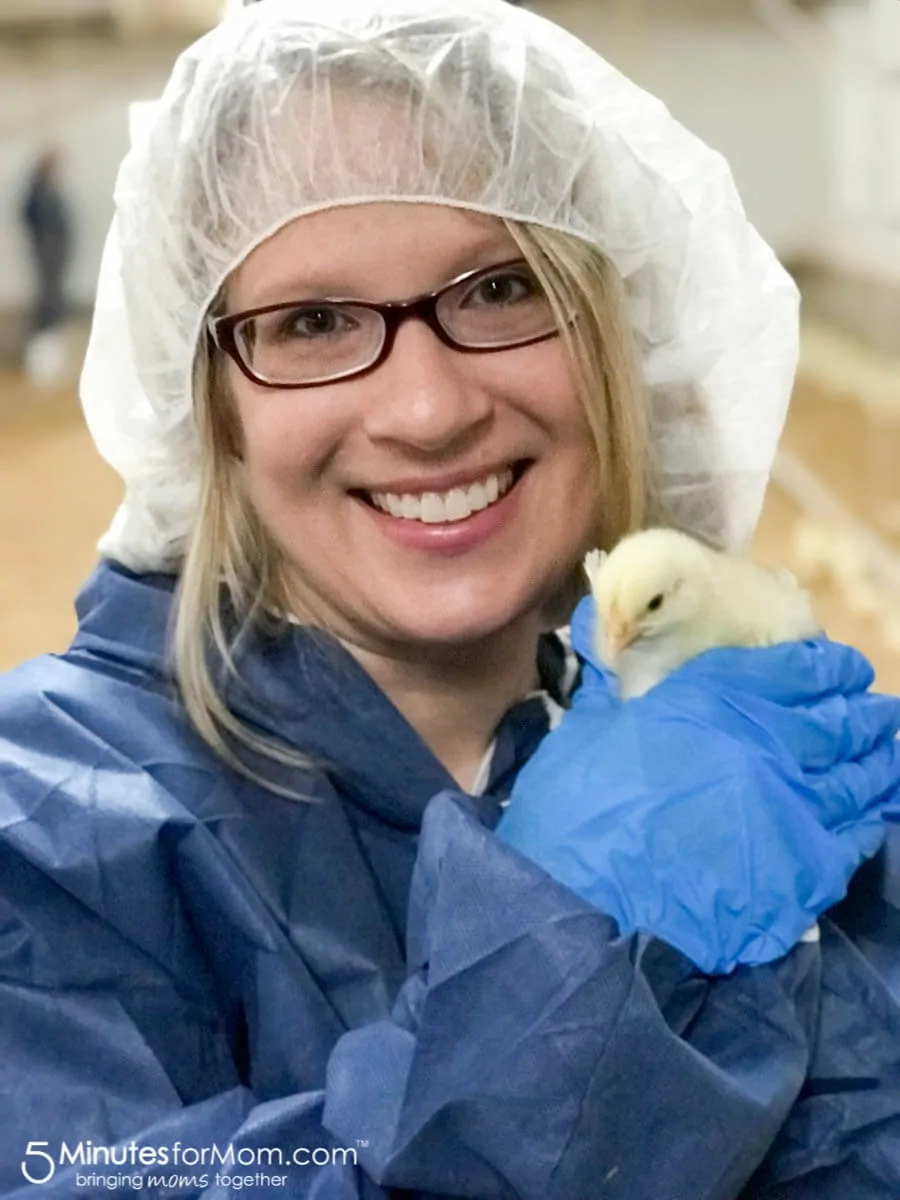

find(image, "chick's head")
[585,528,715,667]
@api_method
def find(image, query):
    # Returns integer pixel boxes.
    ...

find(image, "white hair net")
[81,0,799,571]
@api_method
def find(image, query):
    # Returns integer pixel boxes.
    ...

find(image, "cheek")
[480,343,600,501]
[231,382,349,501]
[486,339,589,436]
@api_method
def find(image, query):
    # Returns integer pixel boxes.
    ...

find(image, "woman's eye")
[467,269,538,307]
[276,305,355,340]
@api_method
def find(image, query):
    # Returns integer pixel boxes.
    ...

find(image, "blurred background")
[1,0,898,690]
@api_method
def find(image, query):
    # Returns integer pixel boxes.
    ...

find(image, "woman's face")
[224,202,599,652]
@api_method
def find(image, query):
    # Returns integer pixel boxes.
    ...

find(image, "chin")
[366,585,544,651]
[384,611,523,651]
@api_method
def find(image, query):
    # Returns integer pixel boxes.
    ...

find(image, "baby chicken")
[584,528,821,699]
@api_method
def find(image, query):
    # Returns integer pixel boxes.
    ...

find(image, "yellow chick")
[584,528,821,699]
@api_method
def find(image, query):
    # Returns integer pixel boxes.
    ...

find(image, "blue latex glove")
[496,596,900,975]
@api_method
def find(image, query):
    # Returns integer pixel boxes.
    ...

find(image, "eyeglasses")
[207,257,562,389]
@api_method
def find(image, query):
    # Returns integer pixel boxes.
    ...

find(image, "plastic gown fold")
[1,564,900,1197]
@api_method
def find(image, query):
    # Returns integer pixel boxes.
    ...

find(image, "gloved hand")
[496,596,900,975]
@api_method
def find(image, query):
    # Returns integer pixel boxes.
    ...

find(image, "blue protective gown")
[1,561,899,1199]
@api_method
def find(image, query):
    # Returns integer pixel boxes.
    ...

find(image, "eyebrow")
[237,235,520,310]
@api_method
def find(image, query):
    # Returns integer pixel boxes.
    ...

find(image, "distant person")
[19,149,72,385]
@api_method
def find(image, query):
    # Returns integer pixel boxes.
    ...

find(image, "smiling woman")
[3,1,900,1197]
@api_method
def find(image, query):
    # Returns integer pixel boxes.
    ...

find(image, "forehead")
[228,202,519,310]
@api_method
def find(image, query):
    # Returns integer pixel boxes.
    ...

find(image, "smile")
[366,466,518,524]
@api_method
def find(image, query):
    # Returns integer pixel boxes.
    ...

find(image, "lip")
[353,459,525,498]
[355,462,530,556]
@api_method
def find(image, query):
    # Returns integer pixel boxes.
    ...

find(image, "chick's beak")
[601,607,638,664]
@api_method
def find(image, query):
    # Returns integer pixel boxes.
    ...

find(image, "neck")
[341,619,543,792]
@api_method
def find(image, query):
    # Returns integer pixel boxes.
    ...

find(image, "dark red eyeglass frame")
[206,256,562,389]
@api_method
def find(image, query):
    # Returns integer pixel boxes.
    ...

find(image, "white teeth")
[369,467,516,524]
[444,488,471,521]
[468,482,488,513]
[420,493,445,524]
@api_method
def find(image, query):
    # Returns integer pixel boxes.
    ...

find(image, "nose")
[362,318,493,452]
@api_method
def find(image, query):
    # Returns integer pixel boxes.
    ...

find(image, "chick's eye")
[647,593,664,612]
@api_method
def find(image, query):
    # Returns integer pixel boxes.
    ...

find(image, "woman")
[1,1,899,1196]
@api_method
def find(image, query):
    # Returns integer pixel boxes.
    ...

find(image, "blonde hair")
[173,221,656,788]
